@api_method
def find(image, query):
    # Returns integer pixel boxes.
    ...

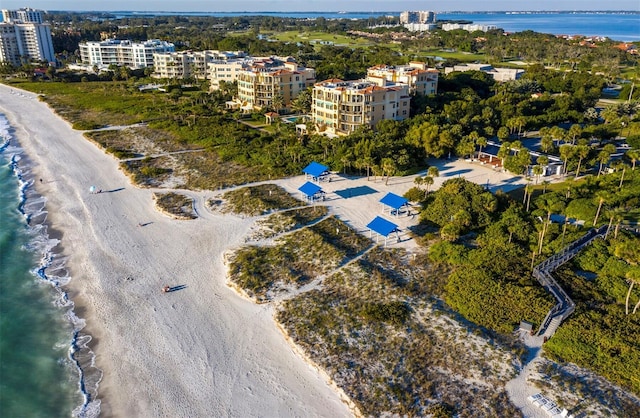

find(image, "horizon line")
[44,9,640,13]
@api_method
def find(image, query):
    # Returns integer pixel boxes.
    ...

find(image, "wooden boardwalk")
[533,225,608,338]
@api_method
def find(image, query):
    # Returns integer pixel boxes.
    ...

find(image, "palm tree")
[427,166,439,179]
[559,144,576,176]
[532,165,543,184]
[626,149,639,171]
[382,158,396,185]
[568,124,582,145]
[597,143,617,177]
[476,136,488,159]
[536,193,565,254]
[592,191,611,226]
[605,206,626,239]
[423,176,434,196]
[497,142,511,169]
[624,267,640,315]
[271,93,284,115]
[550,126,566,148]
[574,144,590,179]
[612,160,628,189]
[615,241,640,314]
[414,176,424,193]
[362,156,374,181]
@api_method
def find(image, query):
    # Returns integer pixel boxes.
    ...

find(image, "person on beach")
[162,285,171,293]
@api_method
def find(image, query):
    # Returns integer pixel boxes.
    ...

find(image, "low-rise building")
[153,49,246,80]
[444,63,524,82]
[236,58,316,111]
[367,62,438,95]
[312,78,410,136]
[441,23,498,32]
[79,39,175,69]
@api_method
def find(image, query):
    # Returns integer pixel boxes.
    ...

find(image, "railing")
[534,225,607,338]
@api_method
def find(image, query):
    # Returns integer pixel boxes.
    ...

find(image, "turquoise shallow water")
[0,115,97,417]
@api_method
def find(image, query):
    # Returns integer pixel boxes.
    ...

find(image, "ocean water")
[0,115,100,417]
[110,11,640,41]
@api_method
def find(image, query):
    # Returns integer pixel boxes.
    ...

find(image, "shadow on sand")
[334,185,378,199]
[165,284,187,293]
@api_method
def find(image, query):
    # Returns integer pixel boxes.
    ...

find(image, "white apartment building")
[444,63,524,82]
[367,62,438,95]
[208,58,249,89]
[0,21,55,66]
[2,7,45,23]
[441,23,498,32]
[404,23,437,32]
[236,58,316,110]
[79,39,174,69]
[399,10,436,24]
[312,78,410,136]
[152,50,246,80]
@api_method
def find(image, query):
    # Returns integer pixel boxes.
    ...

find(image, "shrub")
[360,301,411,325]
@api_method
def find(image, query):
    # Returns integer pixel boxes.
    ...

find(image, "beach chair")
[528,393,542,402]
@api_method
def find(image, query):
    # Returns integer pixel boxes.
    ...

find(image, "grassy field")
[269,30,376,48]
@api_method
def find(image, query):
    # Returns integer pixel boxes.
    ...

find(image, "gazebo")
[265,112,280,125]
[302,161,330,183]
[379,192,409,217]
[298,181,325,202]
[366,216,399,246]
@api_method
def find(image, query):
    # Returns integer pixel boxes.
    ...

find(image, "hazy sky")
[3,1,639,12]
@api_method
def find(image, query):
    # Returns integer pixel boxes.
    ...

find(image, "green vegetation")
[227,216,370,302]
[270,30,375,49]
[122,156,173,187]
[543,236,640,396]
[3,11,640,408]
[250,206,329,241]
[153,192,196,219]
[220,184,304,216]
[277,247,521,416]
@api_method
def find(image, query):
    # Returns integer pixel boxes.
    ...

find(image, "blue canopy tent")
[298,181,325,202]
[302,161,330,183]
[379,192,409,217]
[367,216,399,246]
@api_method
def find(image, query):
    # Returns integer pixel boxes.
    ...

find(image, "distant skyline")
[2,0,639,12]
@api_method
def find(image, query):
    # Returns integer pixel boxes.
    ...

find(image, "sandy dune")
[0,84,532,417]
[0,85,352,417]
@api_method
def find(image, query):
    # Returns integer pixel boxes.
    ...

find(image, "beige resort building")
[312,78,410,136]
[235,58,316,111]
[152,50,246,80]
[367,61,438,95]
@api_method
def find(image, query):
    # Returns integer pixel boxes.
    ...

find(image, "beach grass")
[249,206,329,241]
[220,184,305,216]
[153,192,197,219]
[121,157,174,187]
[227,215,371,302]
[276,247,521,416]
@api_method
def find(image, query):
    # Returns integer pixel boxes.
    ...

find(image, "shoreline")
[0,84,353,417]
[2,100,101,416]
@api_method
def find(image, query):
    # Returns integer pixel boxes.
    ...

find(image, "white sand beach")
[0,85,353,417]
[0,84,531,417]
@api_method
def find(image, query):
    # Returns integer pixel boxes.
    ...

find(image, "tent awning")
[302,161,329,178]
[367,216,398,237]
[298,181,322,198]
[380,192,408,210]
